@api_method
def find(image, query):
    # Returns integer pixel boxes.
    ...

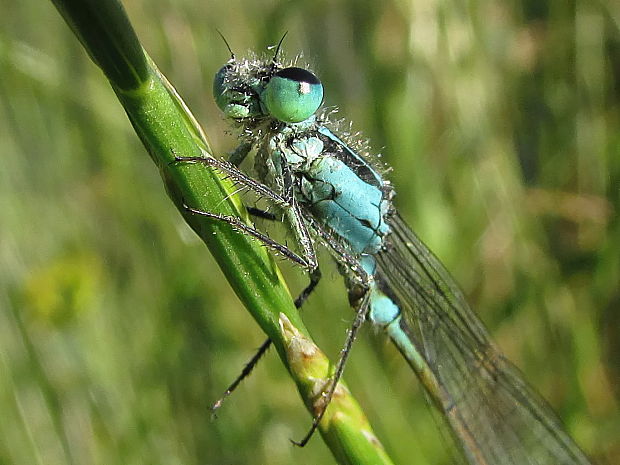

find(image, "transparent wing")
[375,212,590,465]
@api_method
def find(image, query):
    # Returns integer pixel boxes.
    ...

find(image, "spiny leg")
[211,267,323,413]
[173,154,290,208]
[210,202,280,413]
[184,205,312,269]
[211,338,272,415]
[245,206,321,308]
[246,205,321,308]
[292,286,372,447]
[175,152,318,271]
[290,226,372,446]
[177,153,335,421]
[185,180,323,412]
[211,198,321,412]
[295,267,322,308]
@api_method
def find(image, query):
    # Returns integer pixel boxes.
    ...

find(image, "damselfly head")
[213,40,324,124]
[261,66,323,123]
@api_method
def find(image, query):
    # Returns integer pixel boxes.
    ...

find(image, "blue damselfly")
[177,38,591,465]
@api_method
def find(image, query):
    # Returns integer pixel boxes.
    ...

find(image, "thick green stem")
[50,1,395,463]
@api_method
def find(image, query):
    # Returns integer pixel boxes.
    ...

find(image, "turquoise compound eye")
[261,67,323,123]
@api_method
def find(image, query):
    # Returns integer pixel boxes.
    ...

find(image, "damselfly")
[177,38,591,464]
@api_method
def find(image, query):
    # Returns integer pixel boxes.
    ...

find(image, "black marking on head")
[275,67,321,85]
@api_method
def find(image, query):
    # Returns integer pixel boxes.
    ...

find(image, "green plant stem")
[50,0,395,463]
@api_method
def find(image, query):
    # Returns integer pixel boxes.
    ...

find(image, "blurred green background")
[1,0,618,464]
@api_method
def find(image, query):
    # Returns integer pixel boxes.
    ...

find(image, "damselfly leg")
[176,152,371,446]
[211,267,322,414]
[174,153,327,412]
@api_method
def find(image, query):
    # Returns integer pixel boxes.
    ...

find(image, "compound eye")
[261,67,323,123]
[212,64,233,113]
[212,63,262,119]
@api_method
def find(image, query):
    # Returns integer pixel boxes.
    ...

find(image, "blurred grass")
[0,0,618,464]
